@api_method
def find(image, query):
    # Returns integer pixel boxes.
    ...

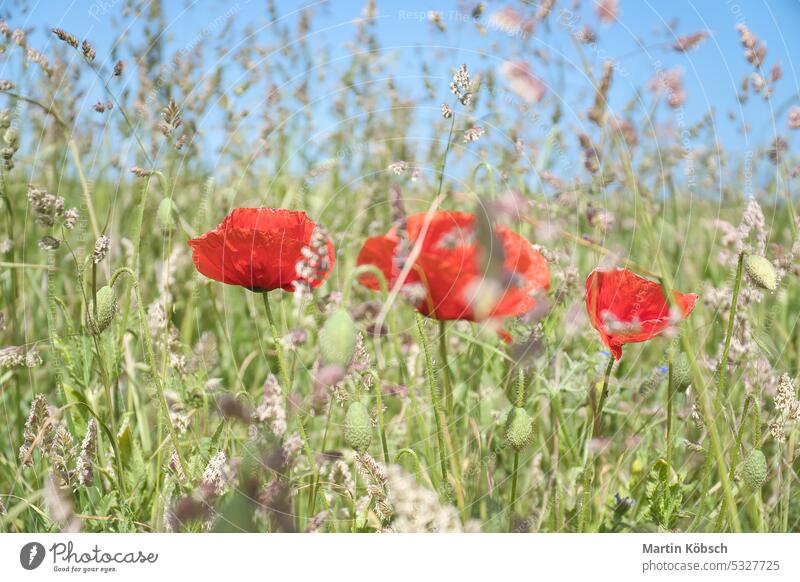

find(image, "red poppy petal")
[219,208,313,242]
[416,248,477,320]
[356,235,399,290]
[405,211,476,251]
[585,267,697,360]
[189,228,305,291]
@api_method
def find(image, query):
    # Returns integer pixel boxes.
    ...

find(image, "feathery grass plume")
[81,40,95,62]
[673,31,709,52]
[649,67,686,108]
[463,126,485,143]
[788,107,800,129]
[427,11,445,32]
[596,0,619,24]
[305,510,328,533]
[168,449,187,482]
[0,80,14,91]
[355,452,392,524]
[63,208,78,229]
[19,394,52,467]
[579,133,600,173]
[129,165,154,178]
[48,424,76,487]
[160,99,182,137]
[587,60,614,126]
[0,345,42,369]
[450,63,473,106]
[768,374,799,442]
[91,235,111,264]
[201,451,236,496]
[27,185,64,227]
[253,374,287,437]
[737,23,767,67]
[51,27,78,49]
[75,419,97,487]
[38,236,60,251]
[45,474,81,532]
[499,61,546,103]
[385,464,478,532]
[328,459,354,497]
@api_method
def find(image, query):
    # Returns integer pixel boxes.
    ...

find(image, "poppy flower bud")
[320,308,357,367]
[504,406,533,450]
[3,126,19,150]
[742,449,767,490]
[343,401,372,453]
[672,352,692,392]
[87,285,117,335]
[157,198,178,232]
[745,255,777,292]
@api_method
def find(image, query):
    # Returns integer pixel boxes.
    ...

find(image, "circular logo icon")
[19,542,46,570]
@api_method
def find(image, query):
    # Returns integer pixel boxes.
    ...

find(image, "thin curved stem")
[110,268,188,477]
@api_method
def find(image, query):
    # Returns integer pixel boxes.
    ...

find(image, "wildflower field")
[1,1,800,534]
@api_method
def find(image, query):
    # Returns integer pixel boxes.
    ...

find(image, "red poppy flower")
[188,208,334,292]
[356,210,549,321]
[585,267,698,360]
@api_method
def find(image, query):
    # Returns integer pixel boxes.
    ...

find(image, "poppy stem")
[714,395,752,532]
[261,291,327,519]
[261,292,291,390]
[509,450,519,531]
[595,357,615,434]
[666,359,674,475]
[109,267,189,479]
[578,357,614,531]
[717,252,744,398]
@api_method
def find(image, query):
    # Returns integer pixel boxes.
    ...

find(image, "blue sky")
[5,1,800,158]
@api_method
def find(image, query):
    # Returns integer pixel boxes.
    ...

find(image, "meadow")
[0,1,799,533]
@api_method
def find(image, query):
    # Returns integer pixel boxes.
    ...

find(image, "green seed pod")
[87,285,117,335]
[320,308,357,367]
[157,198,179,232]
[745,255,777,292]
[672,352,691,393]
[0,109,10,130]
[343,401,372,453]
[504,407,533,451]
[742,449,767,490]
